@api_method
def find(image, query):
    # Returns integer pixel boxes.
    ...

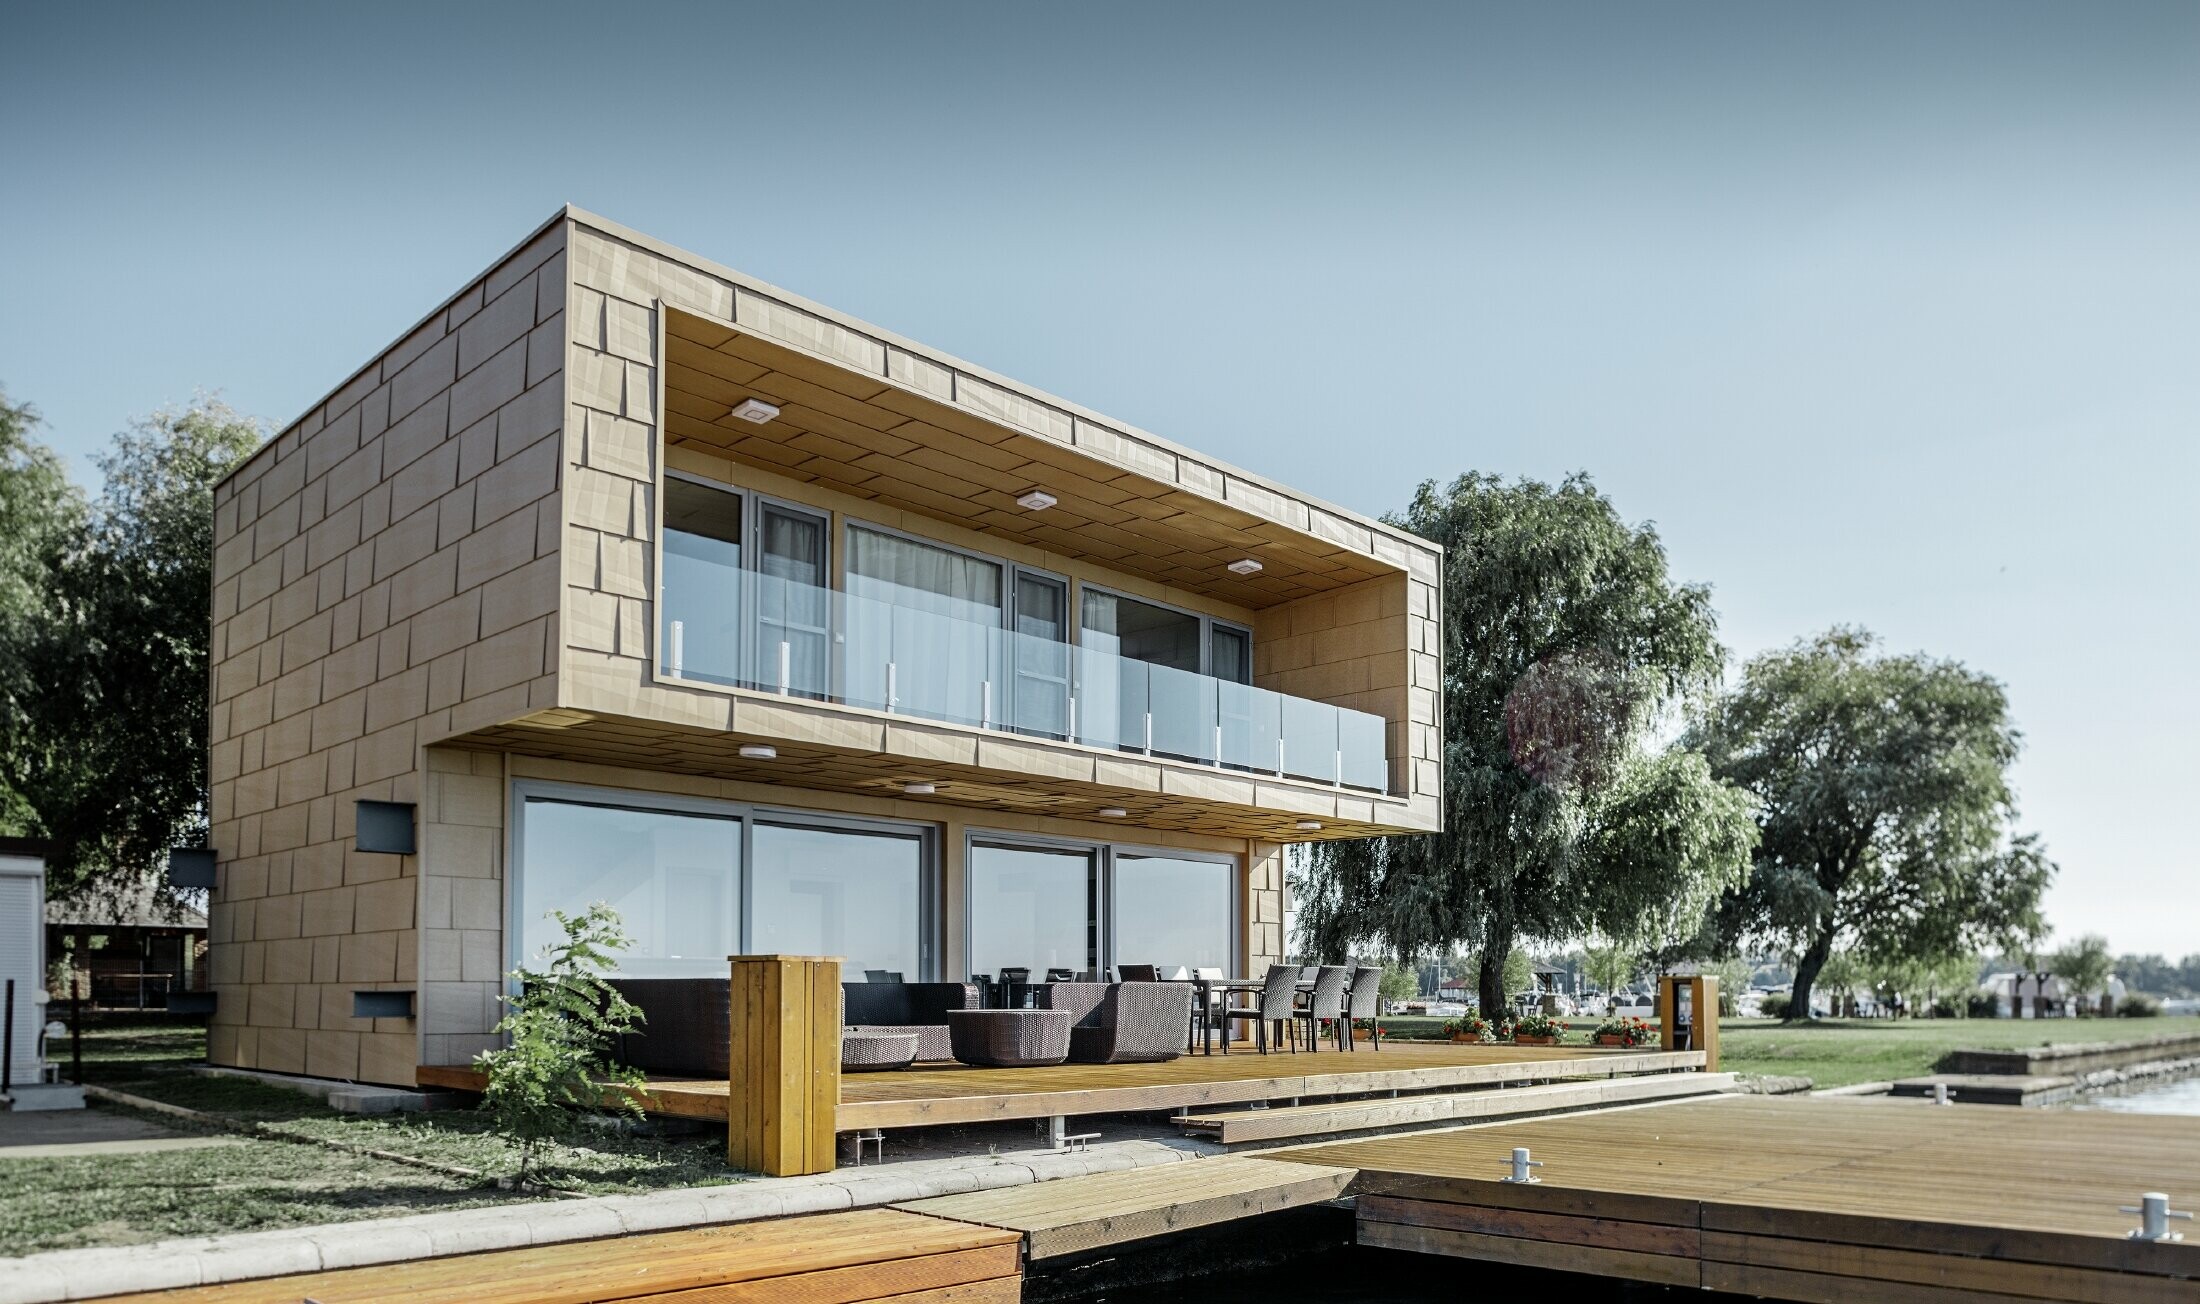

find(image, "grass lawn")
[1718,1014,2200,1088]
[1,1019,740,1256]
[1367,1012,2200,1090]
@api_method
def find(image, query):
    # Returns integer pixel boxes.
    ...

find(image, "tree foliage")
[2048,934,2113,1012]
[477,904,647,1185]
[0,397,259,907]
[0,392,87,835]
[1293,472,1757,1012]
[1696,629,2052,1020]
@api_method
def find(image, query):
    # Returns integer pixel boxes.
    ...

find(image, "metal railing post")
[777,641,792,695]
[886,661,897,711]
[667,620,685,677]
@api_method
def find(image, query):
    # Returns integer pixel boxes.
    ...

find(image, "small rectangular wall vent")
[354,801,417,855]
[352,990,417,1019]
[167,848,217,890]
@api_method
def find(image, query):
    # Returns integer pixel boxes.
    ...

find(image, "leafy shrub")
[2117,992,2162,1018]
[476,903,646,1185]
[1513,1011,1563,1040]
[1443,1012,1498,1042]
[1593,1015,1655,1046]
[1965,993,2000,1019]
[1759,993,1792,1020]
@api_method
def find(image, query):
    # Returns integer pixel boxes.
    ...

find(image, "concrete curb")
[0,1139,1198,1303]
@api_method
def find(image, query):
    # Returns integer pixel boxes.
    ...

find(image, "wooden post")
[727,955,841,1176]
[1658,974,1719,1072]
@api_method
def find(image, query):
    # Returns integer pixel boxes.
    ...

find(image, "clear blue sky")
[5,3,2194,955]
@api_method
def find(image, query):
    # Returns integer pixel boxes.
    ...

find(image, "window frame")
[508,779,941,986]
[959,826,1241,981]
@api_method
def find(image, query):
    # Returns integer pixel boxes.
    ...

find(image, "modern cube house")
[204,208,1444,1084]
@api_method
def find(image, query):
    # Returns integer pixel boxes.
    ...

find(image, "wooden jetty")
[1177,1070,1734,1143]
[87,1207,1023,1303]
[898,1154,1354,1261]
[1277,1094,2200,1302]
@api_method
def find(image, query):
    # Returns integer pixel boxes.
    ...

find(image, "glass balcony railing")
[658,569,1393,794]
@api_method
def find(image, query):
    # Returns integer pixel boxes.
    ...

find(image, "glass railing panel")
[751,571,831,698]
[660,545,745,688]
[1148,663,1219,764]
[657,567,1396,793]
[1008,624,1073,738]
[1219,680,1282,772]
[1339,708,1389,792]
[1279,695,1340,784]
[1074,648,1147,752]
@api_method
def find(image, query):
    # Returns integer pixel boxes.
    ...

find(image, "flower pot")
[1595,1033,1632,1047]
[1449,1032,1484,1044]
[1512,1033,1557,1046]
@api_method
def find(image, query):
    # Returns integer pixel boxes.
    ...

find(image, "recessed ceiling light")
[1228,558,1264,576]
[1097,807,1128,818]
[731,398,781,424]
[1295,820,1323,832]
[737,744,777,760]
[902,782,937,796]
[1016,489,1058,511]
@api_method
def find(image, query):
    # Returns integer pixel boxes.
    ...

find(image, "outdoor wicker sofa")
[605,977,977,1075]
[1038,981,1193,1063]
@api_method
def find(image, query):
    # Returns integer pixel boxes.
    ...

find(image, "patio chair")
[863,970,902,984]
[1223,964,1304,1055]
[1343,965,1383,1051]
[1044,967,1076,983]
[1116,964,1161,983]
[1040,982,1191,1063]
[1294,965,1352,1053]
[1189,965,1224,1052]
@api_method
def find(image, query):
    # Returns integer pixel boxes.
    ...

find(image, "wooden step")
[1178,1072,1736,1143]
[895,1153,1356,1261]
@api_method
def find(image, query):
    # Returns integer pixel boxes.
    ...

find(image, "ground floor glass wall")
[963,837,1236,982]
[513,787,933,982]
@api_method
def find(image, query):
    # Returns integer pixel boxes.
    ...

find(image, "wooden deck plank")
[91,1208,1021,1304]
[1178,1071,1734,1142]
[897,1154,1355,1260]
[1276,1096,2200,1297]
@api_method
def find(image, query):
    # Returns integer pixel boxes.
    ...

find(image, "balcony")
[658,567,1392,795]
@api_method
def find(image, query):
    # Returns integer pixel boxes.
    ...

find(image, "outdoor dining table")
[1189,975,1318,1055]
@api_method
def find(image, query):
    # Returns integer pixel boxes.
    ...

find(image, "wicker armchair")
[1343,965,1383,1051]
[1040,981,1191,1063]
[1223,964,1304,1055]
[1294,965,1352,1053]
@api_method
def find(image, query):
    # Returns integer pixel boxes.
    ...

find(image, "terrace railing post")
[727,954,841,1177]
[70,972,82,1085]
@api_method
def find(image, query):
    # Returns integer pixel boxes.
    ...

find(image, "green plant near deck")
[1512,1011,1563,1040]
[1443,1012,1499,1042]
[1594,1015,1655,1046]
[476,904,647,1186]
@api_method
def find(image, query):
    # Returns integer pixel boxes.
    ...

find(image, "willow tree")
[1697,629,2052,1020]
[1294,473,1757,1014]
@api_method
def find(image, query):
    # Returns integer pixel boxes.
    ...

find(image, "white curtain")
[846,527,1002,723]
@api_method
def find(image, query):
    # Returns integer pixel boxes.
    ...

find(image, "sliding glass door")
[964,833,1237,979]
[755,502,830,697]
[966,841,1095,980]
[514,796,741,977]
[512,784,933,982]
[750,821,927,980]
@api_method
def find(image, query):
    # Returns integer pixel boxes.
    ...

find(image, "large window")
[512,785,932,981]
[751,822,927,980]
[515,797,740,977]
[661,479,745,686]
[964,833,1236,979]
[966,842,1095,979]
[845,525,1002,725]
[1112,853,1235,974]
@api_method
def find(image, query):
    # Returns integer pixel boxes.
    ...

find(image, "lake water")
[2069,1074,2200,1115]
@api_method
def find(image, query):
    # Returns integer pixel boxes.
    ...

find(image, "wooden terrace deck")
[1276,1094,2200,1302]
[418,1041,1706,1132]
